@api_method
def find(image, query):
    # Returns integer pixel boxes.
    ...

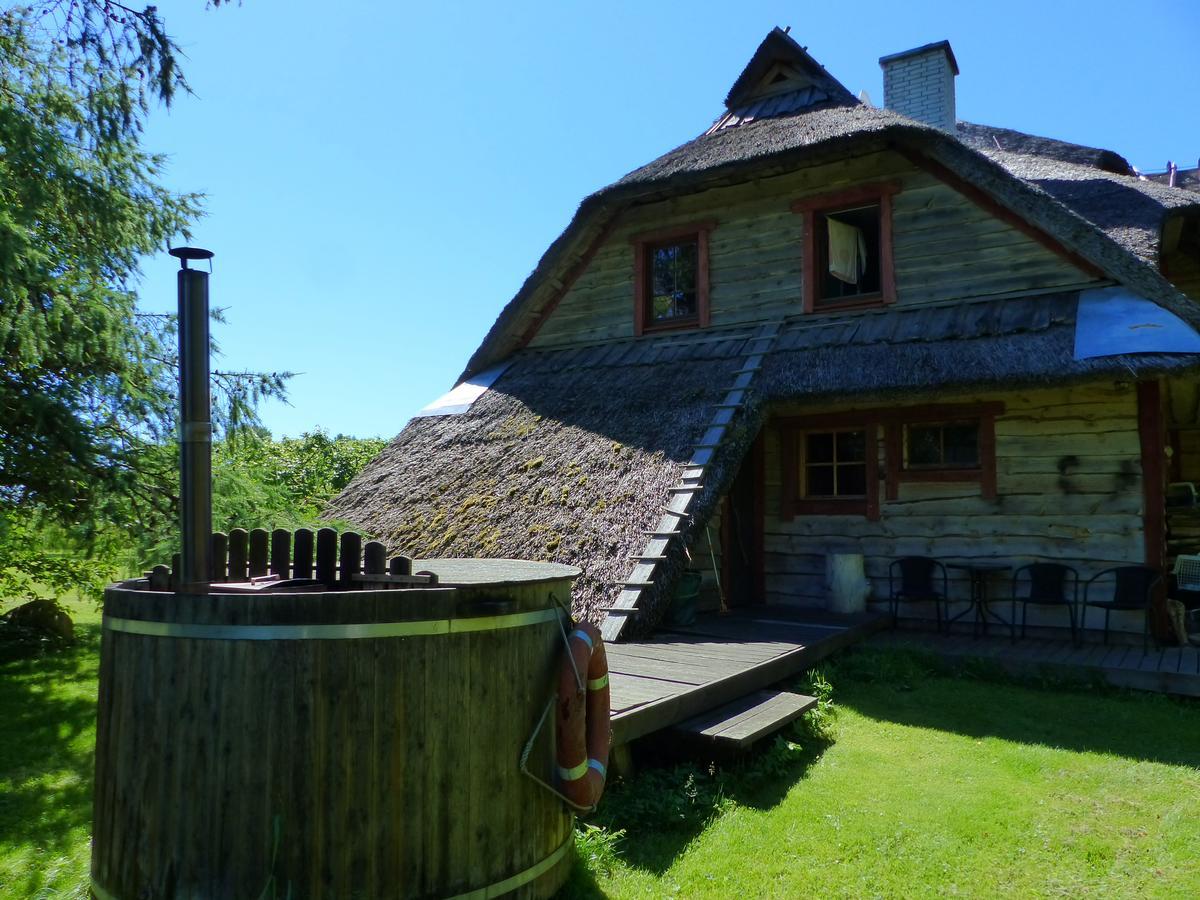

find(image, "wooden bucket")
[91,559,580,899]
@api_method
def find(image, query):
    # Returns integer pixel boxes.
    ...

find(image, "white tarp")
[413,361,512,418]
[1073,286,1200,360]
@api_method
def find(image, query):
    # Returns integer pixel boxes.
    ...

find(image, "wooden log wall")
[527,150,1099,348]
[159,528,415,590]
[762,383,1150,633]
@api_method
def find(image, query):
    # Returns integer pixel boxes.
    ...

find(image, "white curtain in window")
[827,216,868,285]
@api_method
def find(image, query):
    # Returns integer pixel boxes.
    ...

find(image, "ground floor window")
[903,421,981,470]
[781,421,879,519]
[803,429,868,497]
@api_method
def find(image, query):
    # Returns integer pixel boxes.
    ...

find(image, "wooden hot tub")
[91,558,580,899]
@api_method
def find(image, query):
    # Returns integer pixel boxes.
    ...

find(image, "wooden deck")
[869,630,1200,697]
[608,606,887,745]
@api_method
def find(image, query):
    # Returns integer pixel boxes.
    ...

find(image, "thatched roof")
[955,122,1132,175]
[326,331,758,627]
[760,292,1200,402]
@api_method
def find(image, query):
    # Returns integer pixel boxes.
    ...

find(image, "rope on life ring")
[555,622,610,811]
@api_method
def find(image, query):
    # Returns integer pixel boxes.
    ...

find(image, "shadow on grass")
[561,723,834,890]
[0,622,99,872]
[826,646,1200,769]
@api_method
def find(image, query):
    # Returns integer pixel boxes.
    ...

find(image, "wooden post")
[293,528,314,579]
[388,555,413,576]
[228,528,249,582]
[363,541,387,576]
[339,531,362,587]
[316,528,337,587]
[249,528,269,578]
[271,528,292,579]
[210,532,228,583]
[1138,379,1171,642]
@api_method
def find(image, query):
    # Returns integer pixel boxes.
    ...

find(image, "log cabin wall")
[762,381,1150,633]
[527,150,1102,348]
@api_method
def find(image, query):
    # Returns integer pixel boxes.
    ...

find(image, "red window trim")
[883,403,1002,500]
[779,401,1003,519]
[781,422,880,521]
[631,221,716,336]
[791,181,901,314]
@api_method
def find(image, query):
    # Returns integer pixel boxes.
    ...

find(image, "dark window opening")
[905,422,980,469]
[816,204,881,303]
[803,429,867,498]
[646,239,699,325]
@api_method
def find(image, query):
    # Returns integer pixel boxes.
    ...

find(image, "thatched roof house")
[330,30,1200,641]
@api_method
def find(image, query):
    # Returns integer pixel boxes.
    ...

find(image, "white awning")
[1073,287,1200,360]
[413,361,512,418]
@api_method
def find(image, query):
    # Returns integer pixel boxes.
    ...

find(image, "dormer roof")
[709,27,857,134]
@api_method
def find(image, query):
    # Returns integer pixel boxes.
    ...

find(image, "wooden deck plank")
[675,690,817,748]
[611,611,886,745]
[1160,647,1183,675]
[659,617,839,646]
[1136,649,1165,672]
[863,630,1200,697]
[613,639,782,666]
[1179,647,1200,676]
[607,672,689,713]
[606,653,738,686]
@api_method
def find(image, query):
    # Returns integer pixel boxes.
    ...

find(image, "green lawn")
[0,597,99,899]
[566,652,1200,899]
[1,610,1197,899]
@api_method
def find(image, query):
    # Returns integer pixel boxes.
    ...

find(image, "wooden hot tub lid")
[412,558,581,587]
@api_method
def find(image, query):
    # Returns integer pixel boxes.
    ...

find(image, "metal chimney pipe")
[169,246,215,591]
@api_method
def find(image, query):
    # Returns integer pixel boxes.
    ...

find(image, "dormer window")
[632,222,714,335]
[793,181,900,313]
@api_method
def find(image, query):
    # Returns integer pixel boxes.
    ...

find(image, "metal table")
[946,562,1014,637]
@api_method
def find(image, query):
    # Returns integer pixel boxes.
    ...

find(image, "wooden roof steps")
[600,319,784,643]
[672,689,817,749]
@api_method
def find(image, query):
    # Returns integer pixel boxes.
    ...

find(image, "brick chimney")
[879,40,959,131]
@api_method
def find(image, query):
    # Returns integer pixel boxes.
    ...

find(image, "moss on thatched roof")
[326,332,757,626]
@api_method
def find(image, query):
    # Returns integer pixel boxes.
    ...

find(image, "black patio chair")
[1011,562,1079,644]
[888,557,949,632]
[1081,566,1161,650]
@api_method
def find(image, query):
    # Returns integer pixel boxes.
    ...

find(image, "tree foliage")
[0,2,309,604]
[1,3,290,516]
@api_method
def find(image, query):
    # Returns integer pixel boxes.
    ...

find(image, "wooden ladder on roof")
[600,319,784,642]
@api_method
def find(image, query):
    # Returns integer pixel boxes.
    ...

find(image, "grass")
[0,597,100,899]
[1,610,1197,899]
[565,649,1200,899]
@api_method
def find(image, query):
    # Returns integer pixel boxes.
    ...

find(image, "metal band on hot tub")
[102,606,564,640]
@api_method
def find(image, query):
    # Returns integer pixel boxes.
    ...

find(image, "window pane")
[806,432,834,463]
[943,423,980,466]
[806,464,834,497]
[907,425,942,466]
[837,430,866,463]
[649,241,698,321]
[837,463,867,497]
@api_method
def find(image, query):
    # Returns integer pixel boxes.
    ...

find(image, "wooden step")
[672,689,817,749]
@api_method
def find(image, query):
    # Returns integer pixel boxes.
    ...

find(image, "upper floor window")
[792,181,900,313]
[647,239,699,324]
[632,222,714,335]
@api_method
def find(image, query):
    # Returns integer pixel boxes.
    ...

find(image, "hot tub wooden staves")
[91,559,580,900]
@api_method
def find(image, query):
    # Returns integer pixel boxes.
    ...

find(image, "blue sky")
[136,0,1200,439]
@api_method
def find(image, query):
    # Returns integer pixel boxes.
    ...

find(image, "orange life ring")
[556,622,610,810]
